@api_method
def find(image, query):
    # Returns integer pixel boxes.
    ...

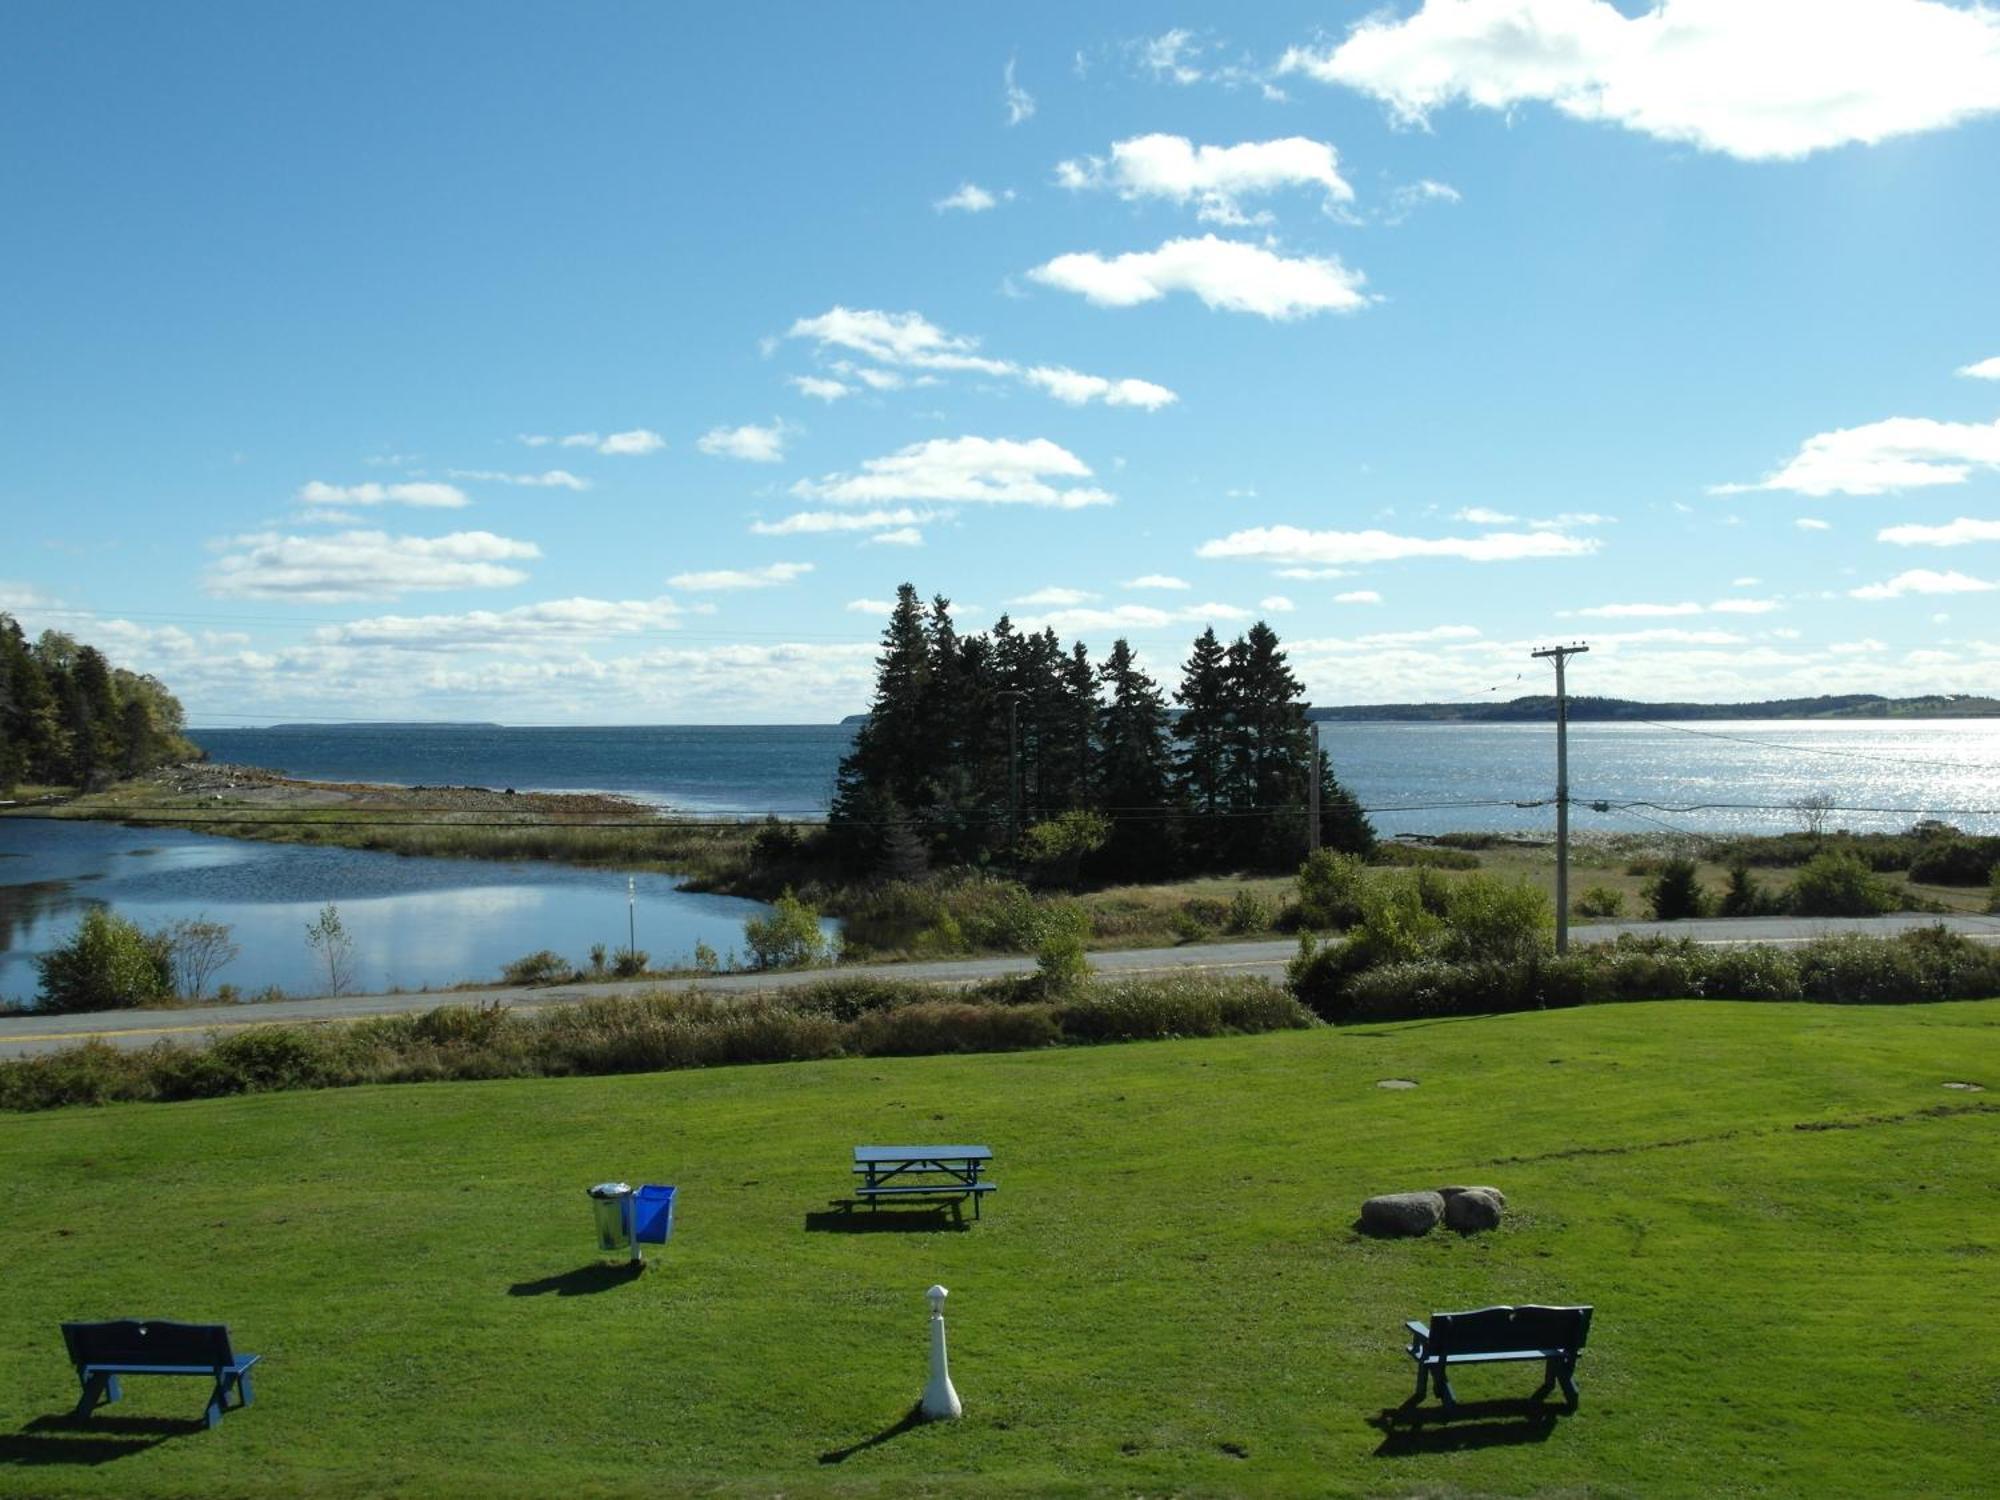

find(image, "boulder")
[1360,1191,1444,1237]
[1443,1187,1505,1233]
[1437,1184,1507,1209]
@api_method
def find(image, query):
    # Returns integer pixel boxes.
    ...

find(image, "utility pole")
[997,688,1027,867]
[1530,643,1589,954]
[1306,715,1321,855]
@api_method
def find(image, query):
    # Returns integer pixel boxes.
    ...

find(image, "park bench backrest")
[1430,1305,1592,1357]
[62,1320,235,1369]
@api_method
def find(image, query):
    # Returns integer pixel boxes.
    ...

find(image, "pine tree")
[1097,638,1177,877]
[1173,628,1233,864]
[830,585,933,860]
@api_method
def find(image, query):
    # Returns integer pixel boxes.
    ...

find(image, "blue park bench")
[1403,1304,1592,1411]
[61,1320,261,1429]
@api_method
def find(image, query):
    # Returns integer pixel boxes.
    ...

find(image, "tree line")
[0,613,198,793]
[830,584,1373,881]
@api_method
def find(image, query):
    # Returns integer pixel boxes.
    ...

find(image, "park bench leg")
[1556,1357,1580,1407]
[1434,1364,1458,1413]
[74,1371,119,1417]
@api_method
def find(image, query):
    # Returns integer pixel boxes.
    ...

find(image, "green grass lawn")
[2,1002,1996,1498]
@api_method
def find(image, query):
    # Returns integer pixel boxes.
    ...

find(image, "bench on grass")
[850,1145,996,1219]
[61,1320,261,1428]
[1403,1304,1591,1411]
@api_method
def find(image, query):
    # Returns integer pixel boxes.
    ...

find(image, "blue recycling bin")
[633,1184,676,1245]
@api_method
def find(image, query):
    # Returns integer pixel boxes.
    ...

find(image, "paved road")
[3,911,1996,1058]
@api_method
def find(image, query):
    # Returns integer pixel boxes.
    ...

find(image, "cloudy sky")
[3,1,1998,725]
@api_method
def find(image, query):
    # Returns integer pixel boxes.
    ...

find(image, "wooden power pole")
[1531,643,1590,954]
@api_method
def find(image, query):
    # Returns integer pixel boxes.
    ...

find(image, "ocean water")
[187,720,2000,839]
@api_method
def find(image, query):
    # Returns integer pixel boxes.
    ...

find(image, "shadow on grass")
[804,1203,970,1234]
[508,1262,646,1297]
[1368,1396,1566,1456]
[819,1403,925,1464]
[0,1414,204,1467]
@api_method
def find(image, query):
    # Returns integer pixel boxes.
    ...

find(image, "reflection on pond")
[0,818,790,1007]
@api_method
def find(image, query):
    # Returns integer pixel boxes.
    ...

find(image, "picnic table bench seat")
[1404,1304,1591,1411]
[61,1319,261,1428]
[848,1145,995,1219]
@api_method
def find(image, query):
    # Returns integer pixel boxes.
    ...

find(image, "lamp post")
[920,1285,962,1421]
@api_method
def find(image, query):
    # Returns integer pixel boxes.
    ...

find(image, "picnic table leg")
[204,1377,227,1429]
[1409,1361,1430,1405]
[235,1366,256,1409]
[1535,1357,1559,1400]
[1433,1362,1458,1413]
[74,1370,118,1417]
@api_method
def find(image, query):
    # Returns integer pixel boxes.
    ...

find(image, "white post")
[921,1284,962,1421]
[626,1186,642,1267]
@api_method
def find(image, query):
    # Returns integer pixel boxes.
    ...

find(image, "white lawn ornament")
[920,1284,962,1420]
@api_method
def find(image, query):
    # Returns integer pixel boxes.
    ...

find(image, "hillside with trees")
[830,585,1372,881]
[0,613,198,794]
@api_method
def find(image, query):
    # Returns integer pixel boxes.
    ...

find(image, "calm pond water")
[0,818,785,1008]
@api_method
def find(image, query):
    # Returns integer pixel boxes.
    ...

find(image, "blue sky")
[3,1,1997,724]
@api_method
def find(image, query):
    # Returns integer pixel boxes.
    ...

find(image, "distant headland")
[1303,693,2000,723]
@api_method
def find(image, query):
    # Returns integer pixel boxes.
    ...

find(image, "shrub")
[1373,844,1482,871]
[1718,862,1777,918]
[1347,875,1447,968]
[1341,959,1537,1023]
[588,943,608,977]
[1990,863,2000,914]
[1168,908,1211,944]
[1787,850,1900,917]
[1697,944,1803,1001]
[1794,926,2000,1004]
[500,950,573,986]
[743,889,833,970]
[1295,850,1368,930]
[1056,976,1306,1042]
[611,947,649,978]
[1435,875,1552,965]
[1019,810,1112,886]
[1906,836,2000,886]
[1031,903,1092,998]
[692,941,720,974]
[1573,885,1625,918]
[786,976,937,1022]
[1286,934,1365,1021]
[35,909,173,1013]
[850,1002,1060,1056]
[159,918,238,1001]
[1646,858,1709,920]
[1224,888,1273,935]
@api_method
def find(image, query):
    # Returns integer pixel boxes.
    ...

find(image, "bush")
[1295,850,1368,930]
[1719,862,1778,918]
[743,889,833,970]
[1906,836,2000,886]
[1224,888,1274,934]
[1019,810,1111,886]
[1373,844,1482,870]
[1646,858,1710,920]
[34,909,173,1013]
[611,947,649,978]
[1990,863,2000,914]
[500,950,573,986]
[850,1002,1060,1056]
[1057,976,1310,1042]
[1031,903,1091,998]
[1573,885,1625,918]
[1787,850,1900,917]
[1435,875,1552,965]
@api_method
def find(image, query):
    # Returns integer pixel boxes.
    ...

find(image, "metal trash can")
[587,1181,633,1252]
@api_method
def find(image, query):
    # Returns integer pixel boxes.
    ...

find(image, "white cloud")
[1850,568,1996,600]
[1138,28,1206,84]
[1280,0,2000,161]
[697,420,790,463]
[1454,505,1516,524]
[1279,566,1356,580]
[667,562,814,592]
[789,375,851,402]
[205,530,540,602]
[867,527,925,547]
[447,469,591,491]
[1359,625,1480,644]
[1709,599,1779,615]
[1054,133,1353,224]
[1030,235,1370,319]
[1016,601,1253,634]
[1829,638,1888,655]
[1004,58,1036,125]
[0,580,60,611]
[1011,586,1098,607]
[789,307,1014,376]
[1959,356,2000,380]
[1383,178,1463,223]
[1715,416,2000,495]
[1022,366,1179,410]
[1259,595,1296,612]
[1123,574,1191,590]
[936,183,1010,213]
[1878,517,2000,547]
[518,429,664,456]
[846,598,896,614]
[793,436,1113,509]
[1795,517,1832,531]
[1731,576,1761,587]
[1568,597,1779,618]
[317,596,708,649]
[298,480,469,509]
[1198,524,1598,566]
[1334,590,1383,604]
[789,306,1176,410]
[750,508,937,536]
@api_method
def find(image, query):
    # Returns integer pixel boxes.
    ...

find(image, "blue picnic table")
[851,1145,996,1219]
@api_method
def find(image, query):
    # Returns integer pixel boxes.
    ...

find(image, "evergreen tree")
[829,585,932,863]
[1173,628,1233,863]
[1224,622,1314,864]
[1096,638,1177,877]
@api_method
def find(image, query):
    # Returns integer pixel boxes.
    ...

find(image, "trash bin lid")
[586,1181,632,1198]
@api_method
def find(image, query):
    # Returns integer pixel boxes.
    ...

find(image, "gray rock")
[1437,1184,1507,1208]
[1360,1191,1444,1237]
[1444,1187,1505,1233]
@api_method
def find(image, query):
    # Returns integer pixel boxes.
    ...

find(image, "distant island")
[257,721,505,731]
[843,693,1996,727]
[1304,693,2000,723]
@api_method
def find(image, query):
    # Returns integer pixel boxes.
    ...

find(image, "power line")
[1631,717,1985,772]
